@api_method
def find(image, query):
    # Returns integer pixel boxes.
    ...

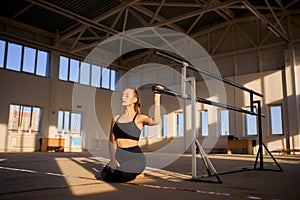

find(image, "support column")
[283,48,299,150]
[47,50,60,138]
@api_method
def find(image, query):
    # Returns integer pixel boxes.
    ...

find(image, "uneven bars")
[152,85,261,116]
[155,51,263,98]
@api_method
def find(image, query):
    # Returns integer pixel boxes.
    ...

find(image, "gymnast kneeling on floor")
[99,86,162,183]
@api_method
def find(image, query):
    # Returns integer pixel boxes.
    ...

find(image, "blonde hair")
[132,88,141,114]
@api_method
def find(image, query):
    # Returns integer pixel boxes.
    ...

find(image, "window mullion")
[19,106,24,132]
[67,58,71,81]
[34,49,38,75]
[78,61,81,83]
[69,112,72,133]
[29,107,33,133]
[62,111,65,134]
[100,66,103,88]
[109,68,111,90]
[89,63,92,86]
[20,46,24,72]
[4,40,8,69]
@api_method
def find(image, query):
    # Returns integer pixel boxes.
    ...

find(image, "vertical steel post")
[256,100,264,169]
[189,77,197,179]
[250,92,254,112]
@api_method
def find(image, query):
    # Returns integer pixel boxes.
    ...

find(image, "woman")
[100,87,161,183]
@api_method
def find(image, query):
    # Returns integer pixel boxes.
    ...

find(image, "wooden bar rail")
[227,139,255,155]
[41,138,65,152]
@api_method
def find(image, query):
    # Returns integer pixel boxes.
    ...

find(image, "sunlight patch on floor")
[55,157,116,196]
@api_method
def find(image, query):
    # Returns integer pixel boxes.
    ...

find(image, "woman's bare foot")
[135,173,144,180]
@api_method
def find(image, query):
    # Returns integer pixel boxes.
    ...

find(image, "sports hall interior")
[0,1,300,200]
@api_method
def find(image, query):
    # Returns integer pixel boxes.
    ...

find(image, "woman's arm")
[108,117,119,172]
[142,91,161,126]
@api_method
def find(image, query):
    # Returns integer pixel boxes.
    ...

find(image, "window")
[270,105,283,135]
[23,46,36,73]
[80,62,90,85]
[101,67,110,89]
[58,55,117,91]
[8,104,42,133]
[0,40,5,68]
[142,125,148,138]
[0,40,49,76]
[58,110,82,134]
[71,113,82,133]
[162,114,168,137]
[91,64,101,87]
[245,107,257,135]
[59,56,68,81]
[220,110,229,136]
[110,69,117,91]
[200,110,208,136]
[176,113,184,136]
[6,42,22,71]
[36,50,49,76]
[69,59,80,82]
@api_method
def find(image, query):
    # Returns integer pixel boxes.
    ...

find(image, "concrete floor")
[0,151,299,200]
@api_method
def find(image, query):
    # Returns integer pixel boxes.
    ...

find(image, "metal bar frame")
[153,50,282,183]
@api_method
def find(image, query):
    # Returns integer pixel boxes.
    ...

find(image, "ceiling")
[0,0,299,57]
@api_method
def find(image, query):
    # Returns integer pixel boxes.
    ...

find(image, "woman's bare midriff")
[116,138,139,148]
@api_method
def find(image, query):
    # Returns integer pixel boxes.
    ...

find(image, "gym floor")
[0,151,299,200]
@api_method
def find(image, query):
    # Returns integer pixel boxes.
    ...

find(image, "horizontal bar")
[155,51,263,97]
[153,86,260,116]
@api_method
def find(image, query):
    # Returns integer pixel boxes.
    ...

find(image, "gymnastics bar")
[156,51,263,98]
[153,85,223,183]
[152,86,260,116]
[154,50,282,178]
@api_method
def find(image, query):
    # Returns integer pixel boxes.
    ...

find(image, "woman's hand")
[109,158,120,173]
[153,85,163,105]
[153,85,164,95]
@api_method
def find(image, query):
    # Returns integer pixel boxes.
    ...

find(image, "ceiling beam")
[11,3,34,20]
[130,5,185,33]
[211,23,231,55]
[26,0,118,37]
[265,0,288,37]
[150,0,165,25]
[152,0,241,27]
[136,2,202,7]
[186,13,203,34]
[128,8,149,27]
[285,0,299,9]
[56,0,139,41]
[123,8,129,32]
[243,0,289,42]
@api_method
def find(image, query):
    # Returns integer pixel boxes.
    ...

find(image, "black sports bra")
[113,114,141,141]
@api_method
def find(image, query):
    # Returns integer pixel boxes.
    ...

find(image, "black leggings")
[101,146,146,183]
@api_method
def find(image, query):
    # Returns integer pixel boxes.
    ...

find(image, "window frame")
[162,114,168,138]
[142,125,148,138]
[199,110,208,137]
[57,110,82,135]
[220,109,230,136]
[0,39,50,77]
[58,55,117,91]
[0,39,7,68]
[176,112,184,137]
[269,104,284,136]
[244,106,258,136]
[8,104,42,134]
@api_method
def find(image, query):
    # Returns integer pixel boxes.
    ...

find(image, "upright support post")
[181,62,188,98]
[188,77,197,179]
[256,100,264,169]
[250,92,254,113]
[254,100,283,171]
[180,63,221,183]
[181,61,197,179]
